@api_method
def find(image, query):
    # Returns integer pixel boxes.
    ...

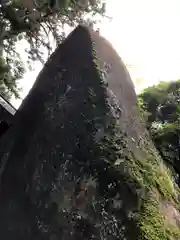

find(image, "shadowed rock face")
[0,25,176,240]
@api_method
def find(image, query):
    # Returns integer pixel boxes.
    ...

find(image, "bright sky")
[13,0,180,107]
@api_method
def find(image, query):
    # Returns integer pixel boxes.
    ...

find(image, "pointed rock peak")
[66,24,92,40]
[60,25,94,61]
[69,24,90,35]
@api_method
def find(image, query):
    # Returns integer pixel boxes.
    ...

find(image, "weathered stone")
[0,25,179,240]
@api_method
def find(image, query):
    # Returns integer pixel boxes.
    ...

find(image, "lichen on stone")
[0,25,180,240]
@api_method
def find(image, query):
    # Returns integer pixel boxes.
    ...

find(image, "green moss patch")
[139,196,167,240]
[138,195,180,240]
[127,149,180,240]
[129,153,174,199]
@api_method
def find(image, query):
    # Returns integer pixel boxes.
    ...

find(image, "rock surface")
[0,25,179,240]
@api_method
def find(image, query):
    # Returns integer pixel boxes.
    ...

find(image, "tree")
[0,0,107,99]
[138,80,180,183]
[0,55,24,100]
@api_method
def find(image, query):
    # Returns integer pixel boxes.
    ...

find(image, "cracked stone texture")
[0,25,155,239]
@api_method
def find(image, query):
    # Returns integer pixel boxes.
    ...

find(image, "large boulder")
[0,25,179,240]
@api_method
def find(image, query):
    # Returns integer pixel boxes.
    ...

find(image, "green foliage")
[138,80,180,180]
[0,56,24,100]
[0,0,107,99]
[138,81,170,125]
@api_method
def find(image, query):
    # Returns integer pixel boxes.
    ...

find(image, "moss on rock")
[0,25,179,240]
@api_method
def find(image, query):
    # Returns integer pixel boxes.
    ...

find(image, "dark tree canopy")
[0,0,107,99]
